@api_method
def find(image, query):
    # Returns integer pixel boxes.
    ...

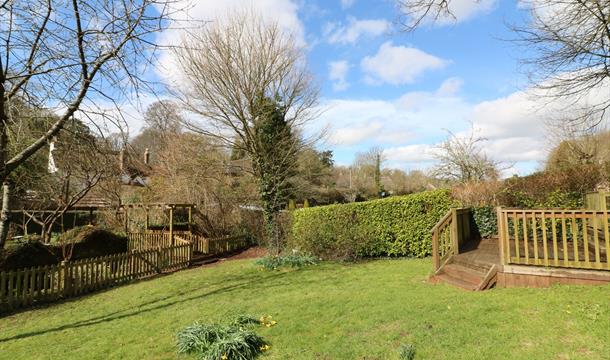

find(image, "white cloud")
[401,0,497,27]
[314,76,610,175]
[361,42,448,85]
[340,0,355,9]
[324,17,391,45]
[436,77,464,96]
[384,144,437,162]
[329,60,350,91]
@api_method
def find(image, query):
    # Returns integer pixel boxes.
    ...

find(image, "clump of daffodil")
[176,314,270,360]
[259,315,278,327]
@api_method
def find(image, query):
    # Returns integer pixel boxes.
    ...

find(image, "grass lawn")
[0,258,608,359]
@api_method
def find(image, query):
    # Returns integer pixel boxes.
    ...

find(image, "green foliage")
[471,206,498,238]
[254,253,319,270]
[399,343,416,360]
[289,189,455,259]
[228,314,261,327]
[176,321,267,360]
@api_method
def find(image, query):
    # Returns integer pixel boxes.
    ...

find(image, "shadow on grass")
[0,269,300,343]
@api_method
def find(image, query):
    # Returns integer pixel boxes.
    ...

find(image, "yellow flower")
[270,320,277,325]
[221,354,228,360]
[260,344,271,351]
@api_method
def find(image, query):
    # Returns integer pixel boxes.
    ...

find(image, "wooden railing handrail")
[431,209,454,234]
[497,207,609,271]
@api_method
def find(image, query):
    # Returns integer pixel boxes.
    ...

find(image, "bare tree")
[432,129,501,182]
[143,100,183,136]
[397,0,455,31]
[398,0,610,126]
[173,11,320,253]
[546,110,610,171]
[23,124,119,244]
[0,0,177,247]
[514,0,610,127]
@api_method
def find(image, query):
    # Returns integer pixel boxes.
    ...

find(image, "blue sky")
[137,0,595,176]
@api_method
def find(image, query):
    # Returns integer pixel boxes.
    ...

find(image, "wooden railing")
[208,235,249,254]
[178,233,249,255]
[431,208,472,271]
[497,208,609,271]
[0,243,191,313]
[127,232,172,251]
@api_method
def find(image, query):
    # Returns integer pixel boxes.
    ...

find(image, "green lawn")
[0,258,608,359]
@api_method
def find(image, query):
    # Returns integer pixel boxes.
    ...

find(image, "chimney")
[144,148,150,165]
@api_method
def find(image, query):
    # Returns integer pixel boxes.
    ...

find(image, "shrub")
[254,253,318,270]
[399,343,416,360]
[0,226,129,270]
[176,322,267,360]
[289,189,455,259]
[471,206,498,238]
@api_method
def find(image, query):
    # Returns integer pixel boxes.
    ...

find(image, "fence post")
[157,246,162,273]
[169,206,174,245]
[61,261,70,298]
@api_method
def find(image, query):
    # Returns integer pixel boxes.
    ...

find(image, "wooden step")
[434,272,479,291]
[450,256,493,273]
[441,263,486,284]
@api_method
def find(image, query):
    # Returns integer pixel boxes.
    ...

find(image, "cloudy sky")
[131,0,595,176]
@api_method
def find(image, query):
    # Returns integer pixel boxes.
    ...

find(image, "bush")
[176,322,267,360]
[254,253,318,270]
[0,226,128,270]
[176,313,272,360]
[471,206,498,238]
[289,189,455,260]
[59,226,128,261]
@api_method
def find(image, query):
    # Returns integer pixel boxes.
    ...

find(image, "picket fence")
[0,243,191,313]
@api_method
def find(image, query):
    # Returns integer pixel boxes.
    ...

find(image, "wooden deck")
[430,208,610,290]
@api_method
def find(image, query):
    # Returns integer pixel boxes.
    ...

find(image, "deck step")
[450,256,493,273]
[441,263,486,284]
[434,272,479,291]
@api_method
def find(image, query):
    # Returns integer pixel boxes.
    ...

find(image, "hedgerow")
[289,189,455,260]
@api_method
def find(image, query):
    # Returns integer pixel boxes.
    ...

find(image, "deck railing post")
[496,207,505,266]
[451,208,459,255]
[432,229,440,271]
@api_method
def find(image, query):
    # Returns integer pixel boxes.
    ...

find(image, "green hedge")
[289,189,454,260]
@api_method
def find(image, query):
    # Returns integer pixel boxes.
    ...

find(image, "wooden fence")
[585,192,610,211]
[131,232,249,256]
[0,243,191,313]
[127,232,173,251]
[497,208,609,270]
[431,208,473,271]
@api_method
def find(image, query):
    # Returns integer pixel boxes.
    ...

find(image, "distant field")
[0,258,608,359]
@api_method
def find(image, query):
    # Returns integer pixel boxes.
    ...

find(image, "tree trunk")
[0,179,12,248]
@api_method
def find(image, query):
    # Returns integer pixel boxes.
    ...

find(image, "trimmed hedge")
[289,189,454,259]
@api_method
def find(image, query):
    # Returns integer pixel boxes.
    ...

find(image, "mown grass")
[0,258,608,359]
